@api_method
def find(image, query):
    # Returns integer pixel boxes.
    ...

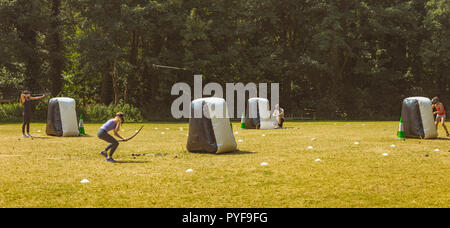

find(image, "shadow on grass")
[437,137,450,141]
[29,136,51,140]
[218,150,256,156]
[404,137,450,141]
[79,134,94,138]
[115,160,151,164]
[21,135,94,140]
[189,150,256,156]
[240,127,296,130]
[429,137,450,141]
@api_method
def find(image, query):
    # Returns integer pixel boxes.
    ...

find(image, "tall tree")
[47,0,65,96]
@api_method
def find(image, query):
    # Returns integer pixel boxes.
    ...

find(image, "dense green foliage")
[1,0,449,120]
[0,103,25,122]
[0,101,143,122]
[0,99,49,122]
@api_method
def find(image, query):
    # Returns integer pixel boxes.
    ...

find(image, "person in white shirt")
[273,104,285,128]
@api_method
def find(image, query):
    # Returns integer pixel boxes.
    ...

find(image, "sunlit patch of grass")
[0,121,448,208]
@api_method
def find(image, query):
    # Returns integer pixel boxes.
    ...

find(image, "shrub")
[0,102,143,123]
[0,103,23,122]
[84,103,143,123]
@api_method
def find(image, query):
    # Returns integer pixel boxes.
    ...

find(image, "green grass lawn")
[0,121,449,208]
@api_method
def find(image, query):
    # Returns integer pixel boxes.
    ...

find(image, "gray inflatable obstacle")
[46,97,80,137]
[244,98,274,129]
[401,97,438,139]
[187,97,237,154]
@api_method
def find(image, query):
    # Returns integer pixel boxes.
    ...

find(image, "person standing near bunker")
[97,112,128,162]
[273,104,285,128]
[431,97,450,137]
[20,90,46,138]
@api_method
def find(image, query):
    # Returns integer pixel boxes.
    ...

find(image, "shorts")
[436,114,446,121]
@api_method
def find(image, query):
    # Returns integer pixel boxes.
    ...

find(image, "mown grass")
[0,121,449,208]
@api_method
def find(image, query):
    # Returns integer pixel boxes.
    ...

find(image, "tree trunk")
[15,0,41,91]
[125,31,139,104]
[48,0,64,96]
[112,60,119,105]
[101,71,114,105]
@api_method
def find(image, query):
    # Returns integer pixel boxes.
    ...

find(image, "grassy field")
[0,121,449,208]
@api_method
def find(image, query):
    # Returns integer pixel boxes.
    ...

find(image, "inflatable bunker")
[187,97,237,154]
[401,97,438,139]
[244,98,274,130]
[46,97,80,137]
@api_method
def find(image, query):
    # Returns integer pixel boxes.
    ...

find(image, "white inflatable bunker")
[46,97,80,137]
[187,97,237,154]
[401,97,438,139]
[244,98,274,129]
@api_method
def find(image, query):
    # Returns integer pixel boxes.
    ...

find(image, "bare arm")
[20,94,25,104]
[273,110,279,117]
[29,94,46,101]
[114,121,126,140]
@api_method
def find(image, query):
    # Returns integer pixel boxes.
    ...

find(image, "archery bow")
[120,126,144,142]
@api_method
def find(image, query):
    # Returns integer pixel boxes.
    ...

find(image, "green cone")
[240,112,246,129]
[397,117,405,139]
[79,114,85,135]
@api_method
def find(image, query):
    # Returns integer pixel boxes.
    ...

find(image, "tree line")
[0,0,449,120]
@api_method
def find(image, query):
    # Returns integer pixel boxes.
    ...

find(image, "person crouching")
[97,112,128,162]
[273,104,285,129]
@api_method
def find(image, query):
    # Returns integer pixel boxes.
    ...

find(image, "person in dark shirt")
[20,90,46,138]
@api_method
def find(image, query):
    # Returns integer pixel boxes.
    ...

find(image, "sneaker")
[100,151,107,157]
[22,135,29,138]
[106,158,116,163]
[447,132,450,137]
